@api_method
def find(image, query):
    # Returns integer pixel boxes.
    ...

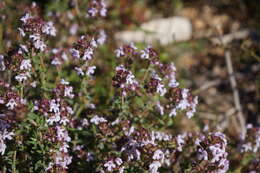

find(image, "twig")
[0,23,3,53]
[199,112,218,120]
[211,29,251,46]
[193,79,221,95]
[75,0,81,16]
[218,108,236,130]
[215,25,247,139]
[224,50,246,139]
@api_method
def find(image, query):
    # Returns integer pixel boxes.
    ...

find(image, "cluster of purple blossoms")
[241,124,260,153]
[164,87,198,118]
[54,79,75,99]
[108,129,226,173]
[18,12,56,52]
[149,149,166,173]
[0,84,26,111]
[93,119,200,173]
[145,72,167,96]
[87,0,107,18]
[0,55,5,71]
[38,98,73,171]
[70,35,97,60]
[117,122,174,172]
[0,81,26,155]
[32,80,74,171]
[90,115,107,125]
[15,57,32,83]
[115,44,158,65]
[51,48,69,66]
[113,43,198,119]
[102,157,124,173]
[0,129,14,155]
[115,43,138,58]
[140,45,158,60]
[112,65,139,96]
[71,33,106,77]
[195,132,229,173]
[1,46,33,84]
[45,125,72,171]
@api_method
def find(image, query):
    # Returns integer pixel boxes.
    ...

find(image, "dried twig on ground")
[194,79,221,95]
[213,26,247,139]
[218,108,237,131]
[224,50,246,139]
[211,29,250,46]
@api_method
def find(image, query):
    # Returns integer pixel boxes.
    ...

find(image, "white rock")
[115,16,192,45]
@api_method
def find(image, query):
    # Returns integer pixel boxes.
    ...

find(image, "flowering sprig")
[113,43,198,119]
[241,124,260,153]
[194,132,229,173]
[18,12,56,52]
[87,0,107,18]
[112,65,140,97]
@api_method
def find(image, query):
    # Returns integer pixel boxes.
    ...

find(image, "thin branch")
[214,25,247,139]
[218,108,236,131]
[194,79,221,95]
[211,29,251,46]
[224,50,246,139]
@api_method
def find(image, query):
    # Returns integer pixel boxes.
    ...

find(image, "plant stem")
[142,63,151,84]
[75,0,81,16]
[224,50,246,139]
[39,55,48,98]
[0,23,3,53]
[12,151,17,173]
[121,93,124,112]
[20,84,24,99]
[8,70,12,84]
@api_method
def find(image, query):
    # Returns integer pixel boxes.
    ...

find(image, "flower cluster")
[140,45,158,60]
[0,84,26,111]
[0,55,6,71]
[2,47,29,81]
[113,43,198,119]
[29,79,74,171]
[241,124,260,153]
[70,33,106,77]
[0,81,26,155]
[54,79,75,99]
[102,158,124,173]
[87,0,107,18]
[18,12,56,52]
[0,129,14,155]
[45,125,72,171]
[194,132,229,173]
[115,43,138,58]
[87,117,260,173]
[51,48,69,66]
[165,87,198,118]
[112,65,139,96]
[36,97,73,170]
[145,72,167,96]
[70,35,97,60]
[90,115,107,125]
